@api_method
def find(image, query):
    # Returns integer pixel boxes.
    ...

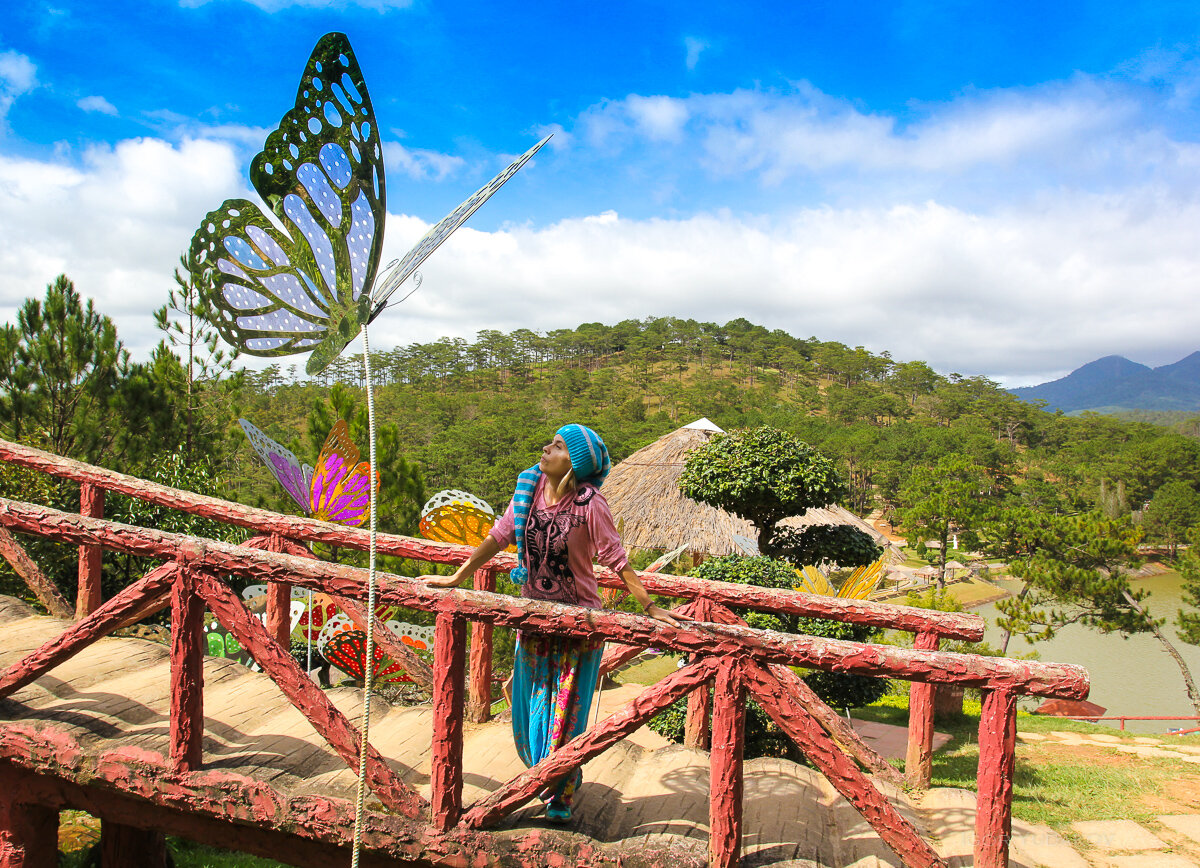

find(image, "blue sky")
[2,0,1200,385]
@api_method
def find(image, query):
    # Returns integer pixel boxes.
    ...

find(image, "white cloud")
[0,137,245,359]
[77,95,118,116]
[372,193,1200,386]
[382,142,466,181]
[574,75,1200,199]
[684,36,709,71]
[0,50,37,123]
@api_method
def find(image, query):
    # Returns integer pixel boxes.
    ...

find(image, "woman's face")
[539,434,573,478]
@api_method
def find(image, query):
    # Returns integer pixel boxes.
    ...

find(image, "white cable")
[350,327,380,867]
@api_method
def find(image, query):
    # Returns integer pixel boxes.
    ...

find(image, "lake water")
[972,572,1200,733]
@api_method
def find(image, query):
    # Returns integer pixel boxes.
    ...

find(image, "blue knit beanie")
[509,424,611,584]
[557,423,611,488]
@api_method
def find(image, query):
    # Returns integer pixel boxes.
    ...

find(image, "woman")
[423,424,687,821]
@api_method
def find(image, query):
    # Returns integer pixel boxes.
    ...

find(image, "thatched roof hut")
[604,418,889,559]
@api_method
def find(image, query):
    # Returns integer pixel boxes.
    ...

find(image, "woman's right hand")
[421,571,466,588]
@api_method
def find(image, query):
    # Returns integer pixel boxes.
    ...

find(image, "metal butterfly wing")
[239,418,314,515]
[190,33,383,376]
[309,418,377,526]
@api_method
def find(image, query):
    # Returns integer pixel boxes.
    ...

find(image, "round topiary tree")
[678,425,879,567]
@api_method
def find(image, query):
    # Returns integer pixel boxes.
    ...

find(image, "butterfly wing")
[370,134,552,315]
[188,32,384,374]
[310,419,377,526]
[239,419,312,514]
[418,490,497,546]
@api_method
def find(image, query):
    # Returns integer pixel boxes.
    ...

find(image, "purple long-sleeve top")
[489,474,629,608]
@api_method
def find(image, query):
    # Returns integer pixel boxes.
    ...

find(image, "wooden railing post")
[432,611,467,830]
[468,567,496,723]
[685,598,715,749]
[169,566,204,773]
[0,767,57,868]
[264,533,292,648]
[975,688,1018,868]
[906,631,939,788]
[709,659,745,868]
[76,482,104,618]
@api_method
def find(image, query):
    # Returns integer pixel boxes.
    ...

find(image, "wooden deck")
[0,594,986,866]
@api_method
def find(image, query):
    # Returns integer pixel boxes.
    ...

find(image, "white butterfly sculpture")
[188,31,548,375]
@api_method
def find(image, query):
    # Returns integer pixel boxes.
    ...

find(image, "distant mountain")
[1010,352,1200,413]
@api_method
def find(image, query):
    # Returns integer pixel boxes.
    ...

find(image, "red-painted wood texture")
[462,656,721,829]
[974,688,1018,868]
[169,568,204,773]
[709,659,745,868]
[468,567,496,723]
[700,598,901,784]
[0,526,71,619]
[0,563,175,699]
[906,631,940,788]
[0,495,1091,700]
[741,660,947,868]
[0,768,57,868]
[0,437,984,640]
[76,482,104,618]
[193,571,428,820]
[431,612,466,830]
[0,729,694,868]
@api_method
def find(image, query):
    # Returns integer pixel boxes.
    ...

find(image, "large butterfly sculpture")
[188,32,549,375]
[240,417,377,526]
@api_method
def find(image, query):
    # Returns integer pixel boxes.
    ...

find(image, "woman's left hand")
[644,604,692,627]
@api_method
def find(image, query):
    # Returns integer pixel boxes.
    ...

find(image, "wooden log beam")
[0,727,704,868]
[974,689,1018,868]
[0,526,71,619]
[76,482,104,619]
[906,632,940,789]
[461,656,722,829]
[169,568,204,773]
[0,499,1091,700]
[194,571,428,820]
[709,659,745,868]
[741,660,947,868]
[0,563,175,699]
[431,613,466,830]
[468,567,496,723]
[0,439,982,639]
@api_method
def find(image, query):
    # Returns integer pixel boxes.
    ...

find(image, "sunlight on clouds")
[77,95,118,116]
[376,196,1200,384]
[0,137,244,356]
[625,95,690,143]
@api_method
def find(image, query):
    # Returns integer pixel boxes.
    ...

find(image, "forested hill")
[1010,352,1200,413]
[230,316,1200,528]
[3,289,1199,567]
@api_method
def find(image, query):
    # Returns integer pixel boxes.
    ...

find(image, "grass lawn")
[857,696,1200,829]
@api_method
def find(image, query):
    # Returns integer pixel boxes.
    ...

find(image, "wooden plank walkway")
[0,594,1048,866]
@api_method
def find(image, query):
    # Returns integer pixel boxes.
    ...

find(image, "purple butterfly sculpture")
[239,418,377,527]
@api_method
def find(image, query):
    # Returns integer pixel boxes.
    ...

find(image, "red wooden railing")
[0,438,1092,868]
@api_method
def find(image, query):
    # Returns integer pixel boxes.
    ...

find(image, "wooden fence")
[0,438,1090,867]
